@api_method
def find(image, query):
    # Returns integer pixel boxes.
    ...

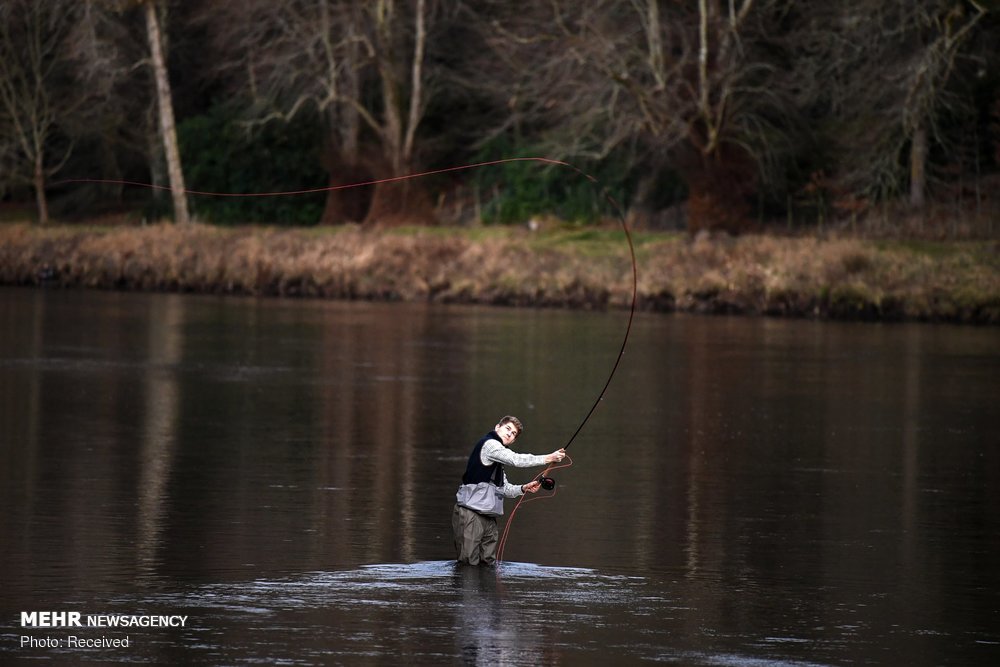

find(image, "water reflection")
[1,287,998,665]
[137,295,184,583]
[92,562,667,664]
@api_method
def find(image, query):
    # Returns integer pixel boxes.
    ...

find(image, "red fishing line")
[496,454,574,564]
[53,157,572,197]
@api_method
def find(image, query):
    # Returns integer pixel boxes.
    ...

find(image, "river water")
[1,286,998,665]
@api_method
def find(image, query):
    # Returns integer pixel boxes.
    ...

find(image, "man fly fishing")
[452,416,566,566]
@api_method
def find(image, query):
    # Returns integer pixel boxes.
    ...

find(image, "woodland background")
[1,0,999,238]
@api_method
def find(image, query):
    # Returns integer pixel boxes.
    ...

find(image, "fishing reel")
[539,476,556,491]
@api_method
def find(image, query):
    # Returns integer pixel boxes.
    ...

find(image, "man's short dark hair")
[498,415,523,434]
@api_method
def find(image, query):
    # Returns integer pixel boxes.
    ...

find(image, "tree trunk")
[363,0,433,226]
[626,171,659,230]
[34,156,50,225]
[319,161,372,224]
[318,24,364,226]
[374,0,403,173]
[909,122,927,209]
[361,154,434,226]
[144,1,189,225]
[146,114,167,213]
[683,148,755,234]
[401,0,426,166]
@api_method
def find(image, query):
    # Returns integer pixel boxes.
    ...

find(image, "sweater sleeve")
[480,440,549,468]
[498,471,524,498]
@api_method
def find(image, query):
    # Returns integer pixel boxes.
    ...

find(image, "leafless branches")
[800,0,987,206]
[0,0,995,230]
[0,0,88,222]
[474,0,802,230]
[201,0,433,173]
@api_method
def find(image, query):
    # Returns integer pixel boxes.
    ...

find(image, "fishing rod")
[495,168,638,563]
[559,171,638,452]
[528,165,637,490]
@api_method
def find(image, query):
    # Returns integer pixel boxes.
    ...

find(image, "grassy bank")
[1,222,997,324]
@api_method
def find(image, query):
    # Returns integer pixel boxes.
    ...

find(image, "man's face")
[495,421,519,446]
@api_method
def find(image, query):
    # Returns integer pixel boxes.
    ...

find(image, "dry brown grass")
[638,233,999,322]
[1,222,997,324]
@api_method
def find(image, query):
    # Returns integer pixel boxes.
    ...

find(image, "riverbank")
[1,222,997,324]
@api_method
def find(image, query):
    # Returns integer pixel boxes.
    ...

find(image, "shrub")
[471,137,638,225]
[178,104,327,225]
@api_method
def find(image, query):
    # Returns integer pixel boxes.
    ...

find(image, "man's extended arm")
[481,440,551,468]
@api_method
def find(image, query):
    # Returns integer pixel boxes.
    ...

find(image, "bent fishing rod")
[495,168,638,563]
[523,175,637,491]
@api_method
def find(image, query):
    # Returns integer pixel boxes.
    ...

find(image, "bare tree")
[904,1,986,208]
[362,0,431,222]
[474,0,801,232]
[69,2,162,208]
[201,0,437,224]
[87,0,189,224]
[0,0,88,223]
[141,0,189,224]
[801,0,987,209]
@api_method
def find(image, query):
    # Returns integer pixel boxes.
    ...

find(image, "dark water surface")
[1,286,998,665]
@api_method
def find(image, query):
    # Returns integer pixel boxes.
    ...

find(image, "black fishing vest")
[462,432,504,486]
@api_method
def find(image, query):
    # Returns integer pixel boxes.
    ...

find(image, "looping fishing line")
[59,156,638,563]
[496,454,574,564]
